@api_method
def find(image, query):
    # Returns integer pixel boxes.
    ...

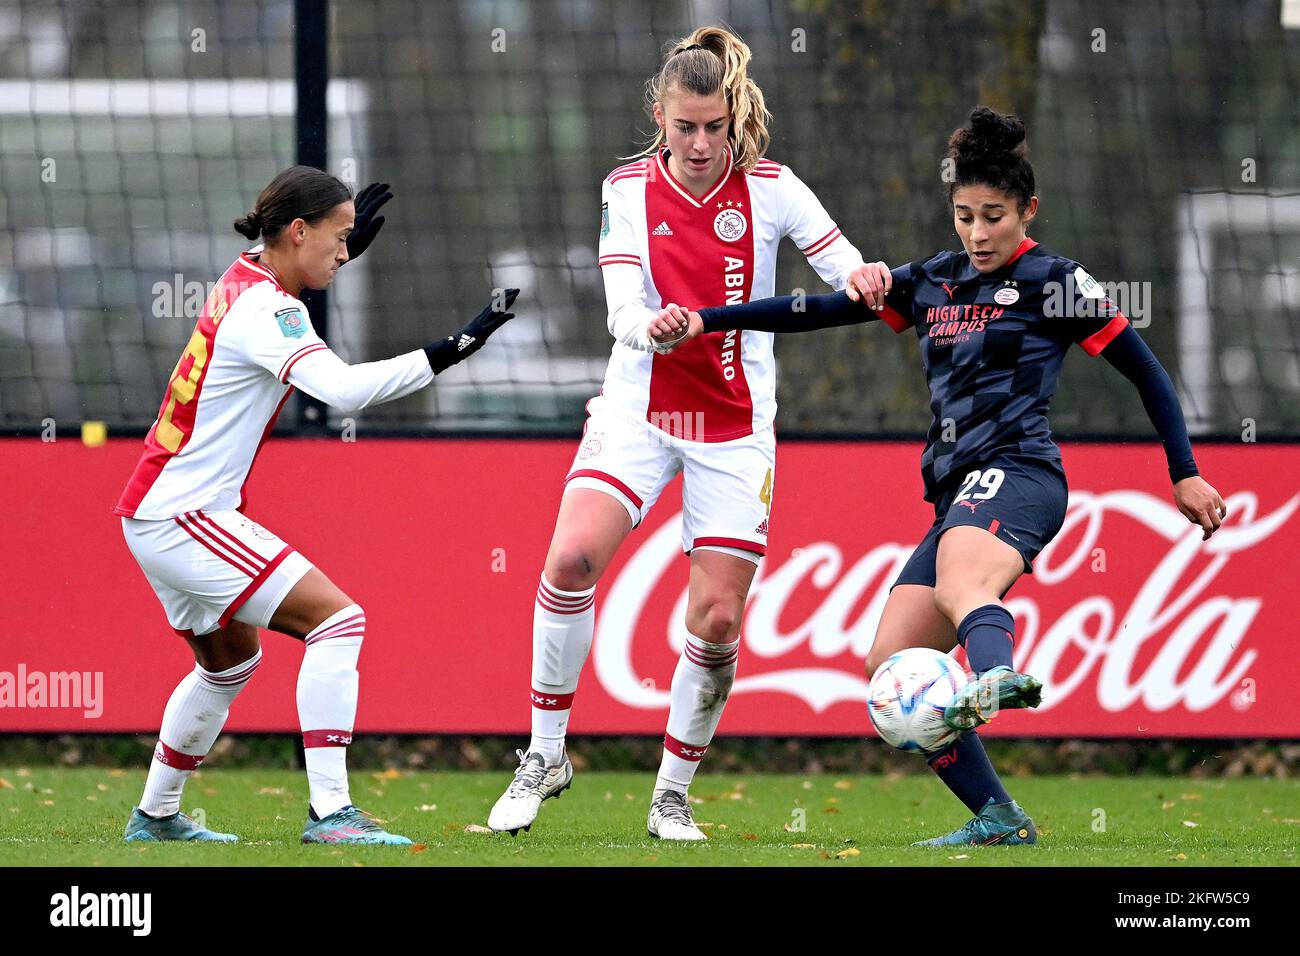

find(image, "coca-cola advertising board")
[2,438,1296,737]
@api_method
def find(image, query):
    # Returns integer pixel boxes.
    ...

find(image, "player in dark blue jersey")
[648,106,1227,847]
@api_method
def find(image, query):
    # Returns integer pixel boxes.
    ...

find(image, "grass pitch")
[1,767,1296,866]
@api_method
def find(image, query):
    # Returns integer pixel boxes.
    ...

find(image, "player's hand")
[844,261,893,311]
[648,303,695,352]
[1173,475,1227,541]
[346,181,394,261]
[425,288,519,374]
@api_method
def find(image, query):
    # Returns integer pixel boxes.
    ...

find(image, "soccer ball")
[867,648,970,754]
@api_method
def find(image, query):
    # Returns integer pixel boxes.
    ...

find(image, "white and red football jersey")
[117,252,431,519]
[596,146,864,442]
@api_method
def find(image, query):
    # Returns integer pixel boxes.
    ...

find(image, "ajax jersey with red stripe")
[117,253,332,519]
[597,147,864,442]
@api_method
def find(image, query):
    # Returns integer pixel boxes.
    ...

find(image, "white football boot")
[488,749,573,835]
[646,789,707,841]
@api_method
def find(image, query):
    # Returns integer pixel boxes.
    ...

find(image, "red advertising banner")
[2,437,1296,737]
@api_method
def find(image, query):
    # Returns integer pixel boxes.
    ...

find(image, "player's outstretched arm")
[1100,323,1227,540]
[646,289,879,353]
[285,289,518,414]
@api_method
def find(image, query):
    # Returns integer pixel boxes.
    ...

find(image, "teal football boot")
[914,798,1038,847]
[943,665,1042,732]
[301,805,412,845]
[123,807,239,843]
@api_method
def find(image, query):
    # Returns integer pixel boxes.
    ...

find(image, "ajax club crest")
[713,208,747,242]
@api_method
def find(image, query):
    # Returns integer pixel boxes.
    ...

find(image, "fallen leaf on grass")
[791,843,817,849]
[416,804,438,812]
[409,844,428,854]
[1161,801,1176,810]
[0,778,12,789]
[464,824,493,834]
[372,769,402,781]
[96,784,108,792]
[743,833,758,841]
[106,769,125,778]
[948,854,970,860]
[257,787,286,796]
[1181,820,1199,828]
[833,780,853,790]
[823,807,840,815]
[835,848,860,859]
[1180,793,1203,801]
[1172,853,1187,861]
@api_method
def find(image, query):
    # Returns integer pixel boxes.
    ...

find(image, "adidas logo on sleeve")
[652,221,673,237]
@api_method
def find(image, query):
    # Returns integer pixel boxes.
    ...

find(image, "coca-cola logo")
[593,489,1298,721]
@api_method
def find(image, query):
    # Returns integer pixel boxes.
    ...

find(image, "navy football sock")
[926,732,1012,815]
[956,603,1015,674]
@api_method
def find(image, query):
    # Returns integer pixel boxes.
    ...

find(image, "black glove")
[346,182,393,260]
[424,288,520,374]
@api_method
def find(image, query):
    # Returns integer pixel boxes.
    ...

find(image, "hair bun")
[232,209,262,240]
[955,106,1027,161]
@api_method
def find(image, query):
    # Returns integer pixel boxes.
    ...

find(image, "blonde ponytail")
[630,26,771,172]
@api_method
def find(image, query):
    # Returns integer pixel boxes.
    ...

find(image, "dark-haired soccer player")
[649,106,1227,846]
[118,166,517,845]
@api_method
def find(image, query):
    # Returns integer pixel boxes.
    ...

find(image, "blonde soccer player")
[488,27,889,840]
[118,165,517,844]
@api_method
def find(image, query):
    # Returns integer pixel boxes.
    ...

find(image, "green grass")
[1,767,1296,866]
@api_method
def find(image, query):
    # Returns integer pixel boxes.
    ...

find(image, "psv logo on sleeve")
[275,307,307,338]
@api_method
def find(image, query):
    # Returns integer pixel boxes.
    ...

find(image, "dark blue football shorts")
[893,452,1068,589]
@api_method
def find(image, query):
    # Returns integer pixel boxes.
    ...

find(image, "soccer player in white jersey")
[117,165,517,844]
[488,27,891,839]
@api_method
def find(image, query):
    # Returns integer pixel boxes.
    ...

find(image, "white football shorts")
[122,509,313,636]
[564,396,775,564]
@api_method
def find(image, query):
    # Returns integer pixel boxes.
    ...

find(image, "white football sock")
[139,650,262,817]
[655,634,740,795]
[297,604,365,818]
[528,575,595,765]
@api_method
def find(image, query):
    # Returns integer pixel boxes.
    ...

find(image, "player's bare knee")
[688,598,742,643]
[193,622,260,672]
[545,547,600,591]
[931,579,967,622]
